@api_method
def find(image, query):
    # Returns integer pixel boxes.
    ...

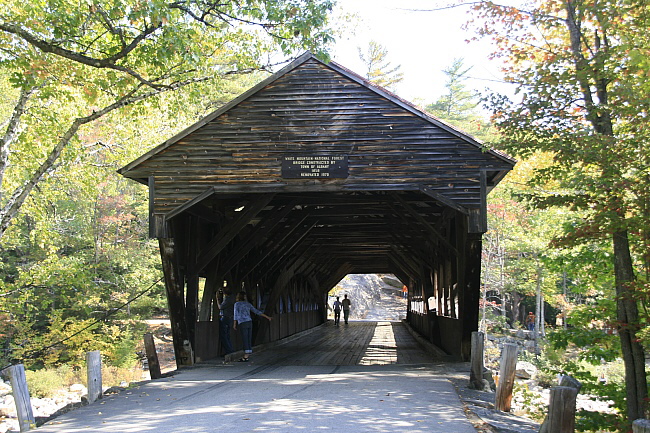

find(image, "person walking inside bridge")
[341,294,351,325]
[233,291,272,362]
[216,287,235,356]
[332,296,342,325]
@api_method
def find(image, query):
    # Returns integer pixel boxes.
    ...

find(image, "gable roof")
[118,52,514,180]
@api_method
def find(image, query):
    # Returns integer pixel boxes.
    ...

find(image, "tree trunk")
[613,230,647,422]
[535,262,542,344]
[563,270,568,329]
[539,293,546,337]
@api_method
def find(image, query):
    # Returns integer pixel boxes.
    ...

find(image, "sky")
[329,0,515,107]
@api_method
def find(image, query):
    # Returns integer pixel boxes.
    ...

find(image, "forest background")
[1,0,649,432]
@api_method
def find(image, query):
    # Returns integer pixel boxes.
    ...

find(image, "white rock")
[0,382,12,397]
[0,396,16,418]
[515,361,538,378]
[69,384,86,393]
[0,419,19,433]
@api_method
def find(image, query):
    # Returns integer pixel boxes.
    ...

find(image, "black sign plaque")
[281,155,349,179]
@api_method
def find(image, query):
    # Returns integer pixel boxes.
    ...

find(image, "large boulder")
[515,361,538,379]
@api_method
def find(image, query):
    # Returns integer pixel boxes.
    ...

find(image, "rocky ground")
[328,273,407,321]
[465,329,616,432]
[0,321,177,433]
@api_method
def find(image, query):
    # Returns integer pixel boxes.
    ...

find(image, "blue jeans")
[239,321,253,354]
[219,317,234,355]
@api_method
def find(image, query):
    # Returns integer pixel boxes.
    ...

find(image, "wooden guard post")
[545,386,578,432]
[144,333,162,379]
[495,343,518,412]
[6,364,35,432]
[539,375,582,433]
[86,350,103,403]
[469,331,485,390]
[633,419,650,433]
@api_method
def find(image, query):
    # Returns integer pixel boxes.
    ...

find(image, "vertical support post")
[86,350,102,403]
[143,333,162,379]
[634,420,650,433]
[495,343,518,412]
[6,364,35,432]
[469,331,485,389]
[546,386,578,433]
[461,232,482,360]
[159,237,194,366]
[199,266,220,322]
[185,215,200,347]
[148,176,156,238]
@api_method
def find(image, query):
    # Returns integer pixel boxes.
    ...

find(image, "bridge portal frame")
[119,53,515,366]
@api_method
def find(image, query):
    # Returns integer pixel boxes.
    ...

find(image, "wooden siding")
[121,57,513,215]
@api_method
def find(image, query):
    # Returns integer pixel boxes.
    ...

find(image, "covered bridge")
[118,52,515,366]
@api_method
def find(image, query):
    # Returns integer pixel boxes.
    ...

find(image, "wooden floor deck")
[246,321,436,366]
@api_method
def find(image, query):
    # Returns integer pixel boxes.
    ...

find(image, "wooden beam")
[148,176,156,238]
[254,221,318,281]
[389,246,421,280]
[185,216,200,344]
[320,262,353,293]
[469,170,488,233]
[237,212,310,279]
[390,192,458,255]
[419,185,469,215]
[461,233,482,361]
[158,238,194,366]
[387,255,418,282]
[195,194,275,273]
[166,187,215,220]
[263,257,307,315]
[219,203,297,276]
[198,263,222,321]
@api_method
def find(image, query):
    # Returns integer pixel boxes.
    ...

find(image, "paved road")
[36,322,478,432]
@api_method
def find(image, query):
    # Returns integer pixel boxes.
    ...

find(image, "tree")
[424,58,496,141]
[471,0,650,424]
[0,0,335,241]
[426,58,478,119]
[357,40,403,91]
[0,70,261,368]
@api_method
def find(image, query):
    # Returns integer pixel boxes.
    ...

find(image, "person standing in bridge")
[216,287,235,356]
[341,294,351,325]
[233,291,272,362]
[332,296,342,325]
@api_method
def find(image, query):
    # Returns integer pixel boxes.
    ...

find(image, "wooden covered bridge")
[119,52,515,366]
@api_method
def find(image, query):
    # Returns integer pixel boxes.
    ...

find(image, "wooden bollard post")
[144,333,162,379]
[495,343,518,412]
[86,350,103,403]
[540,375,582,433]
[633,419,650,433]
[6,364,35,432]
[559,375,582,392]
[546,386,578,432]
[469,331,485,390]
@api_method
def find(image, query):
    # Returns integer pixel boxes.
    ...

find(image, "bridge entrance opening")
[327,274,407,322]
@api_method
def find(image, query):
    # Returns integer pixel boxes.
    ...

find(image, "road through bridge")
[36,321,482,433]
